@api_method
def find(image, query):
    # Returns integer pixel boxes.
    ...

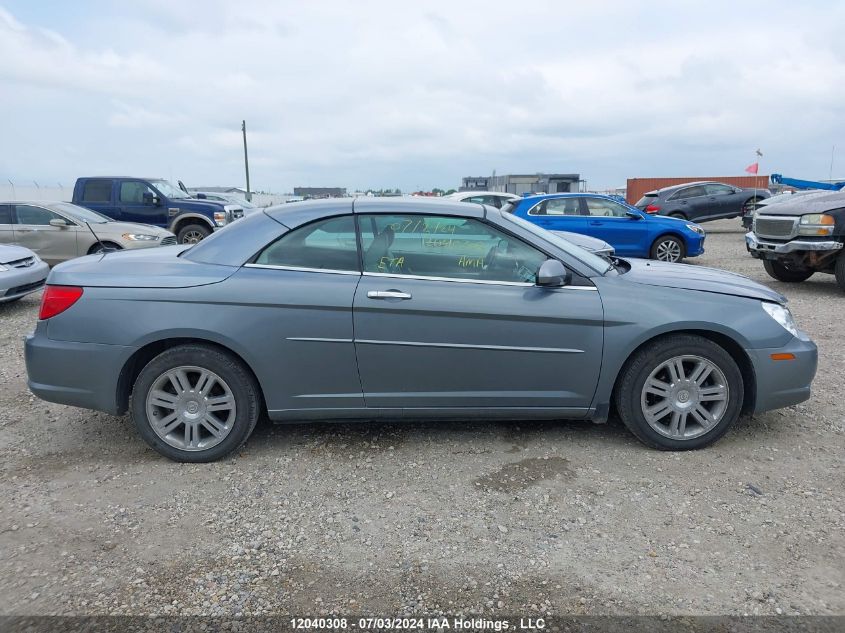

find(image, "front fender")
[589,278,792,412]
[169,213,216,233]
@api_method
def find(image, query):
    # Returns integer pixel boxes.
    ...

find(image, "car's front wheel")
[131,344,261,462]
[763,260,814,283]
[177,223,211,244]
[615,335,744,450]
[650,235,685,263]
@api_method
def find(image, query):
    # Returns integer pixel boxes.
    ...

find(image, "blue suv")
[506,193,705,262]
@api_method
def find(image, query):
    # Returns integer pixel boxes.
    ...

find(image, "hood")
[90,221,173,237]
[754,190,845,217]
[48,245,237,288]
[0,244,38,264]
[169,198,229,212]
[551,230,614,253]
[621,258,786,303]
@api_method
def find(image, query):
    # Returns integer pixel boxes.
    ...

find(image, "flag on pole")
[745,162,759,174]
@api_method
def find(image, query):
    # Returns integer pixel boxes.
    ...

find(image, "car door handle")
[16,228,35,233]
[367,290,412,300]
[589,221,604,225]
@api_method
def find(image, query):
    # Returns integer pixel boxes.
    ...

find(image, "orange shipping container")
[626,176,769,205]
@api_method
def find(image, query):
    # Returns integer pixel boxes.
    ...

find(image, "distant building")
[189,186,249,195]
[460,173,581,195]
[294,187,347,198]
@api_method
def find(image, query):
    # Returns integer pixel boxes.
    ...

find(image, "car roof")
[77,176,165,180]
[446,191,519,198]
[515,192,625,203]
[655,181,726,194]
[264,196,488,228]
[0,200,77,207]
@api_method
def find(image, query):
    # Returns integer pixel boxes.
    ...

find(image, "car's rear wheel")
[131,344,261,462]
[650,235,685,263]
[763,260,814,283]
[615,335,744,450]
[177,224,211,244]
[743,197,762,213]
[668,211,686,219]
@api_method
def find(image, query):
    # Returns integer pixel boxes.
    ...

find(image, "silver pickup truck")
[746,190,845,291]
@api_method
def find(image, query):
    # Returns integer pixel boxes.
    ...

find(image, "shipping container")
[626,176,769,205]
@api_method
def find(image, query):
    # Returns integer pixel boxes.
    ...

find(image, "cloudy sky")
[1,1,844,193]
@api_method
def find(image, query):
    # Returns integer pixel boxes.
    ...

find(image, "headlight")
[686,223,705,235]
[0,263,8,272]
[798,213,835,236]
[761,302,798,337]
[213,211,228,227]
[121,233,160,241]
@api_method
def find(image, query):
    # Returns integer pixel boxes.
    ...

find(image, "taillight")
[39,286,84,320]
[645,204,661,213]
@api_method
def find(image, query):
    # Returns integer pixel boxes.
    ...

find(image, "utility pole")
[242,120,251,201]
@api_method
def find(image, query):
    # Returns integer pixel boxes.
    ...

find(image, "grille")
[755,217,796,239]
[2,256,36,269]
[5,278,45,297]
[160,236,177,246]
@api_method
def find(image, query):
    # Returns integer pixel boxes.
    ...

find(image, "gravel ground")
[0,219,842,618]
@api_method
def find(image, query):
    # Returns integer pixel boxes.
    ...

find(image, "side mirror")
[536,259,571,287]
[49,218,71,228]
[625,210,643,220]
[142,192,161,205]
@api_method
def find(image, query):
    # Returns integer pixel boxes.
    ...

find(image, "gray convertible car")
[25,198,817,462]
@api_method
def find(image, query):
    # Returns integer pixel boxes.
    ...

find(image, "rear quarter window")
[81,180,113,203]
[635,194,657,207]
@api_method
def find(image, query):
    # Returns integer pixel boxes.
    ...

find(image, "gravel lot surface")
[0,219,842,617]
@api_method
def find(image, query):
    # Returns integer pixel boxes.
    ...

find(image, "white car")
[0,244,49,303]
[444,191,521,209]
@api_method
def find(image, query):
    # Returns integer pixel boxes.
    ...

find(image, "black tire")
[763,260,814,283]
[130,344,261,462]
[668,211,686,219]
[650,235,685,263]
[177,223,211,244]
[614,334,744,451]
[835,253,845,292]
[88,241,122,254]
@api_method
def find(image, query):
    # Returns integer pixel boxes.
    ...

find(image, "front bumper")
[746,232,843,259]
[0,260,49,303]
[25,321,136,414]
[685,233,706,258]
[747,331,818,414]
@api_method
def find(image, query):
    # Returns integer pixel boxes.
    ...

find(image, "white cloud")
[0,0,843,191]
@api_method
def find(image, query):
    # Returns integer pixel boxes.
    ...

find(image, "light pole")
[242,120,251,202]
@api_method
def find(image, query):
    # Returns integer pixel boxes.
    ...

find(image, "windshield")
[500,211,612,274]
[49,202,110,223]
[151,179,190,199]
[224,194,256,208]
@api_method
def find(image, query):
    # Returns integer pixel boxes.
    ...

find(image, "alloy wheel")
[655,239,682,262]
[639,355,729,440]
[182,230,205,244]
[145,365,236,451]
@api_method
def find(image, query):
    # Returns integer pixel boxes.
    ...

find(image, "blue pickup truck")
[72,177,244,244]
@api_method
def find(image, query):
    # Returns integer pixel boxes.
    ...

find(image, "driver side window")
[358,214,548,284]
[119,181,156,204]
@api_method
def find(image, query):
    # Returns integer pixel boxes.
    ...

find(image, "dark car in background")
[636,181,769,223]
[505,193,705,263]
